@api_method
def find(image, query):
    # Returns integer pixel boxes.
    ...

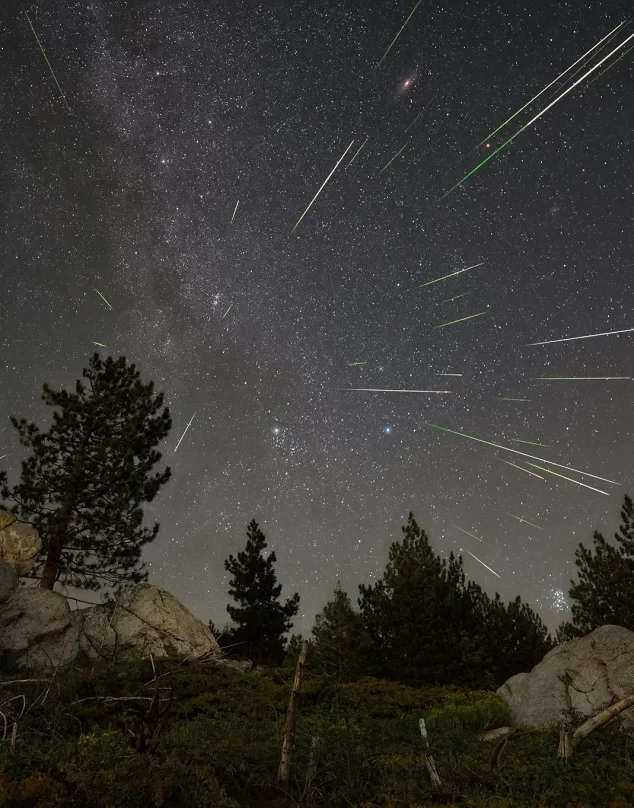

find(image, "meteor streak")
[376,0,422,68]
[25,11,70,110]
[95,289,112,310]
[347,138,368,167]
[498,397,530,401]
[501,459,545,480]
[442,293,469,304]
[442,29,634,198]
[507,513,544,530]
[439,373,462,376]
[348,362,367,366]
[231,200,239,222]
[222,305,232,320]
[475,21,626,149]
[467,551,501,578]
[175,413,196,452]
[436,311,488,328]
[332,388,451,394]
[379,141,409,175]
[292,140,355,232]
[405,96,436,132]
[418,261,485,288]
[534,376,631,380]
[511,439,550,447]
[426,423,618,485]
[528,328,634,346]
[93,342,106,348]
[451,524,483,542]
[525,463,610,497]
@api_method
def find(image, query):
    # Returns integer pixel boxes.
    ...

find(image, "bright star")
[384,426,392,434]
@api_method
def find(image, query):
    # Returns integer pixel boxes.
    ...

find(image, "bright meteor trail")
[95,289,112,310]
[231,200,239,222]
[525,463,610,497]
[25,11,71,111]
[222,305,232,320]
[376,0,422,68]
[418,262,485,288]
[426,423,619,485]
[501,460,546,480]
[442,29,634,198]
[436,311,488,328]
[346,138,368,168]
[475,21,626,149]
[379,142,409,175]
[332,388,451,394]
[451,524,483,542]
[467,551,501,578]
[175,413,196,452]
[507,513,544,530]
[292,140,355,232]
[528,328,634,346]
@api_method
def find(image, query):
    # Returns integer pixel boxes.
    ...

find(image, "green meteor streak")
[475,21,626,149]
[525,463,610,497]
[436,310,488,328]
[222,305,232,320]
[292,140,355,232]
[442,29,634,199]
[405,96,436,132]
[418,261,485,288]
[25,11,70,110]
[95,289,112,310]
[467,551,501,579]
[442,293,469,304]
[93,342,106,348]
[498,397,530,401]
[376,0,422,68]
[501,459,545,480]
[426,423,618,485]
[506,513,544,530]
[175,413,196,452]
[0,455,7,461]
[348,362,367,366]
[511,439,550,447]
[347,138,368,167]
[379,141,409,175]
[451,524,483,543]
[534,376,631,380]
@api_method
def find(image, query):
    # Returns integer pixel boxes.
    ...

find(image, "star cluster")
[0,0,632,633]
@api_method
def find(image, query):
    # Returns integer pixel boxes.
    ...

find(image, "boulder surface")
[0,588,79,669]
[0,559,18,603]
[498,624,634,728]
[0,511,42,575]
[75,583,222,662]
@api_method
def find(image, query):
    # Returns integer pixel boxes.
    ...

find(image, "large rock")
[74,583,222,662]
[0,588,79,669]
[0,512,42,575]
[498,624,634,729]
[0,560,18,603]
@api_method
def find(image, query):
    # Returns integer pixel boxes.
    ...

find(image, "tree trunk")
[277,640,308,791]
[419,718,442,788]
[559,692,634,758]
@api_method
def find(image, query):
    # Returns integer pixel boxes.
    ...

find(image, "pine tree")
[0,354,171,590]
[557,495,634,638]
[311,582,371,681]
[224,520,299,665]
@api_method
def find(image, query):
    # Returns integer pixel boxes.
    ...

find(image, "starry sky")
[1,0,632,636]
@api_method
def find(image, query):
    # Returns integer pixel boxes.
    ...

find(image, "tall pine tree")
[557,495,634,640]
[311,582,371,681]
[0,354,171,590]
[224,520,299,665]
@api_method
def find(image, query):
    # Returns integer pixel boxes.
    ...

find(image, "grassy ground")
[0,655,633,807]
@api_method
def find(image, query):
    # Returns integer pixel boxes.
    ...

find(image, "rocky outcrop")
[0,587,80,669]
[0,510,42,575]
[0,559,18,603]
[74,583,222,663]
[498,625,634,729]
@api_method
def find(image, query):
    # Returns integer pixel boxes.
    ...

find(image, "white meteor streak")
[292,140,355,232]
[451,524,483,542]
[418,262,485,288]
[526,463,610,497]
[175,413,196,452]
[332,388,451,394]
[528,327,634,346]
[467,551,501,578]
[501,459,545,480]
[231,199,239,222]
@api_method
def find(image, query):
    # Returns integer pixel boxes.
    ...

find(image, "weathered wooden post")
[277,640,309,791]
[419,718,442,787]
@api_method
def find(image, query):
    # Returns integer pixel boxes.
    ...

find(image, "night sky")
[1,1,632,635]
